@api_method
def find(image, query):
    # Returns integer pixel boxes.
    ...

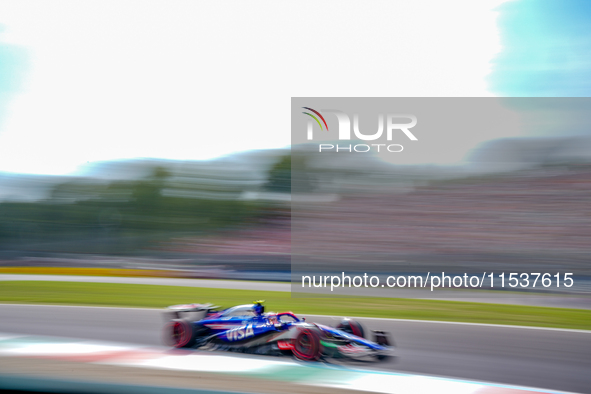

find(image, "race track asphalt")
[0,304,589,393]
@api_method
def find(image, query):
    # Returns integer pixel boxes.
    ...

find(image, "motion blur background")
[0,0,590,289]
[290,97,591,296]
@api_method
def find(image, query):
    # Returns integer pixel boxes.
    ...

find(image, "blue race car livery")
[164,301,393,362]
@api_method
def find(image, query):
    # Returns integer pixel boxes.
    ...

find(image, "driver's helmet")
[253,300,265,316]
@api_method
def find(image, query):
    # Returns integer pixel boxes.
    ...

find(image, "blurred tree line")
[264,152,316,193]
[0,166,262,254]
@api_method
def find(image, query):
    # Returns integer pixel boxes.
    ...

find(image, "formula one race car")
[163,301,393,362]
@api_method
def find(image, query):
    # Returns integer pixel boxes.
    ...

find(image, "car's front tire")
[374,331,393,361]
[292,328,321,361]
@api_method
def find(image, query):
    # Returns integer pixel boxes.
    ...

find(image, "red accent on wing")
[277,340,294,350]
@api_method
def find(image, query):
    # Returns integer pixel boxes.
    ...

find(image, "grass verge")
[1,281,590,330]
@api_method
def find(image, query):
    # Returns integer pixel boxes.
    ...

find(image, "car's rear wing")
[164,303,220,321]
[166,303,219,312]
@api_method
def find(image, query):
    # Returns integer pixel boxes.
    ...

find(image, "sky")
[489,0,591,96]
[0,0,589,176]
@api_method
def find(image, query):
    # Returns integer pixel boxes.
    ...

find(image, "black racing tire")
[292,328,321,361]
[166,319,196,348]
[336,318,365,338]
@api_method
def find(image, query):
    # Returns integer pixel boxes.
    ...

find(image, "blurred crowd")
[164,164,591,275]
[295,166,591,257]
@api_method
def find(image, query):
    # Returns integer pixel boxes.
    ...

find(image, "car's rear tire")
[292,328,321,361]
[166,319,196,348]
[336,318,365,338]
